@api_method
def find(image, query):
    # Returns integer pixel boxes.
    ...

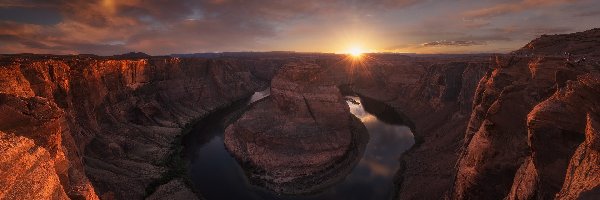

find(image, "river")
[184,90,414,200]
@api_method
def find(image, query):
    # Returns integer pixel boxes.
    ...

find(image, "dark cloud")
[0,6,61,25]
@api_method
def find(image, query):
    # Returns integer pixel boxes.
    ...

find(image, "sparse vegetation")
[144,118,200,197]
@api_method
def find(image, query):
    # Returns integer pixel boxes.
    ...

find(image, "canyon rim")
[1,1,600,200]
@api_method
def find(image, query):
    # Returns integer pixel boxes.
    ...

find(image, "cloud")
[574,10,600,17]
[531,27,574,35]
[422,40,486,47]
[461,19,491,29]
[0,0,422,55]
[462,0,578,20]
[0,6,62,25]
[0,0,596,55]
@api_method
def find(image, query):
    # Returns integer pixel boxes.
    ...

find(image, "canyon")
[0,29,599,200]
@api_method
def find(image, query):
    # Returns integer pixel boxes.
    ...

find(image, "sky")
[0,0,599,55]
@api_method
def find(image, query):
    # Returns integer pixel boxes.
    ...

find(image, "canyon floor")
[1,29,599,200]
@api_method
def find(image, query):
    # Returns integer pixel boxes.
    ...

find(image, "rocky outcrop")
[514,28,600,56]
[0,131,69,200]
[0,55,272,199]
[0,93,98,200]
[503,73,600,200]
[224,62,368,194]
[452,55,552,199]
[453,29,600,199]
[145,179,198,200]
[514,73,599,199]
[557,113,600,199]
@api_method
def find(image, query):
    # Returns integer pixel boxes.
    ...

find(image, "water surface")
[184,91,414,200]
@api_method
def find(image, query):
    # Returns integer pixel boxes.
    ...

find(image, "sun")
[347,47,364,58]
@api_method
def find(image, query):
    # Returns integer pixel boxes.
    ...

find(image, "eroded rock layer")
[0,131,69,200]
[224,62,368,194]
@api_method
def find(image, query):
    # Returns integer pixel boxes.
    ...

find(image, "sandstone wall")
[453,29,600,200]
[0,56,271,199]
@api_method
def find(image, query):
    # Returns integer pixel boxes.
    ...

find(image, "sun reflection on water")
[345,95,415,177]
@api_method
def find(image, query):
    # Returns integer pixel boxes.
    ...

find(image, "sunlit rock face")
[557,112,600,200]
[224,62,369,194]
[453,29,600,200]
[0,55,273,199]
[504,73,600,200]
[0,93,99,200]
[0,131,69,200]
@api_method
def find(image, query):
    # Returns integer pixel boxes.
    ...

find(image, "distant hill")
[113,52,151,58]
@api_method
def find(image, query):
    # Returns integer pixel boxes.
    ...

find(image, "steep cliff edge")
[0,55,273,199]
[453,29,600,199]
[0,130,69,200]
[557,112,600,199]
[388,61,489,200]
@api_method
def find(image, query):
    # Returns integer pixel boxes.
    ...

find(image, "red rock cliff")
[452,28,600,199]
[0,55,271,199]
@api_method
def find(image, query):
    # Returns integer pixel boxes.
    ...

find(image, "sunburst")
[348,47,364,58]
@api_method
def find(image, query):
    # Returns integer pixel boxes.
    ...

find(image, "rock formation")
[0,55,275,199]
[224,62,369,194]
[453,28,600,199]
[506,74,599,199]
[557,112,600,199]
[0,131,69,200]
[0,90,98,200]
